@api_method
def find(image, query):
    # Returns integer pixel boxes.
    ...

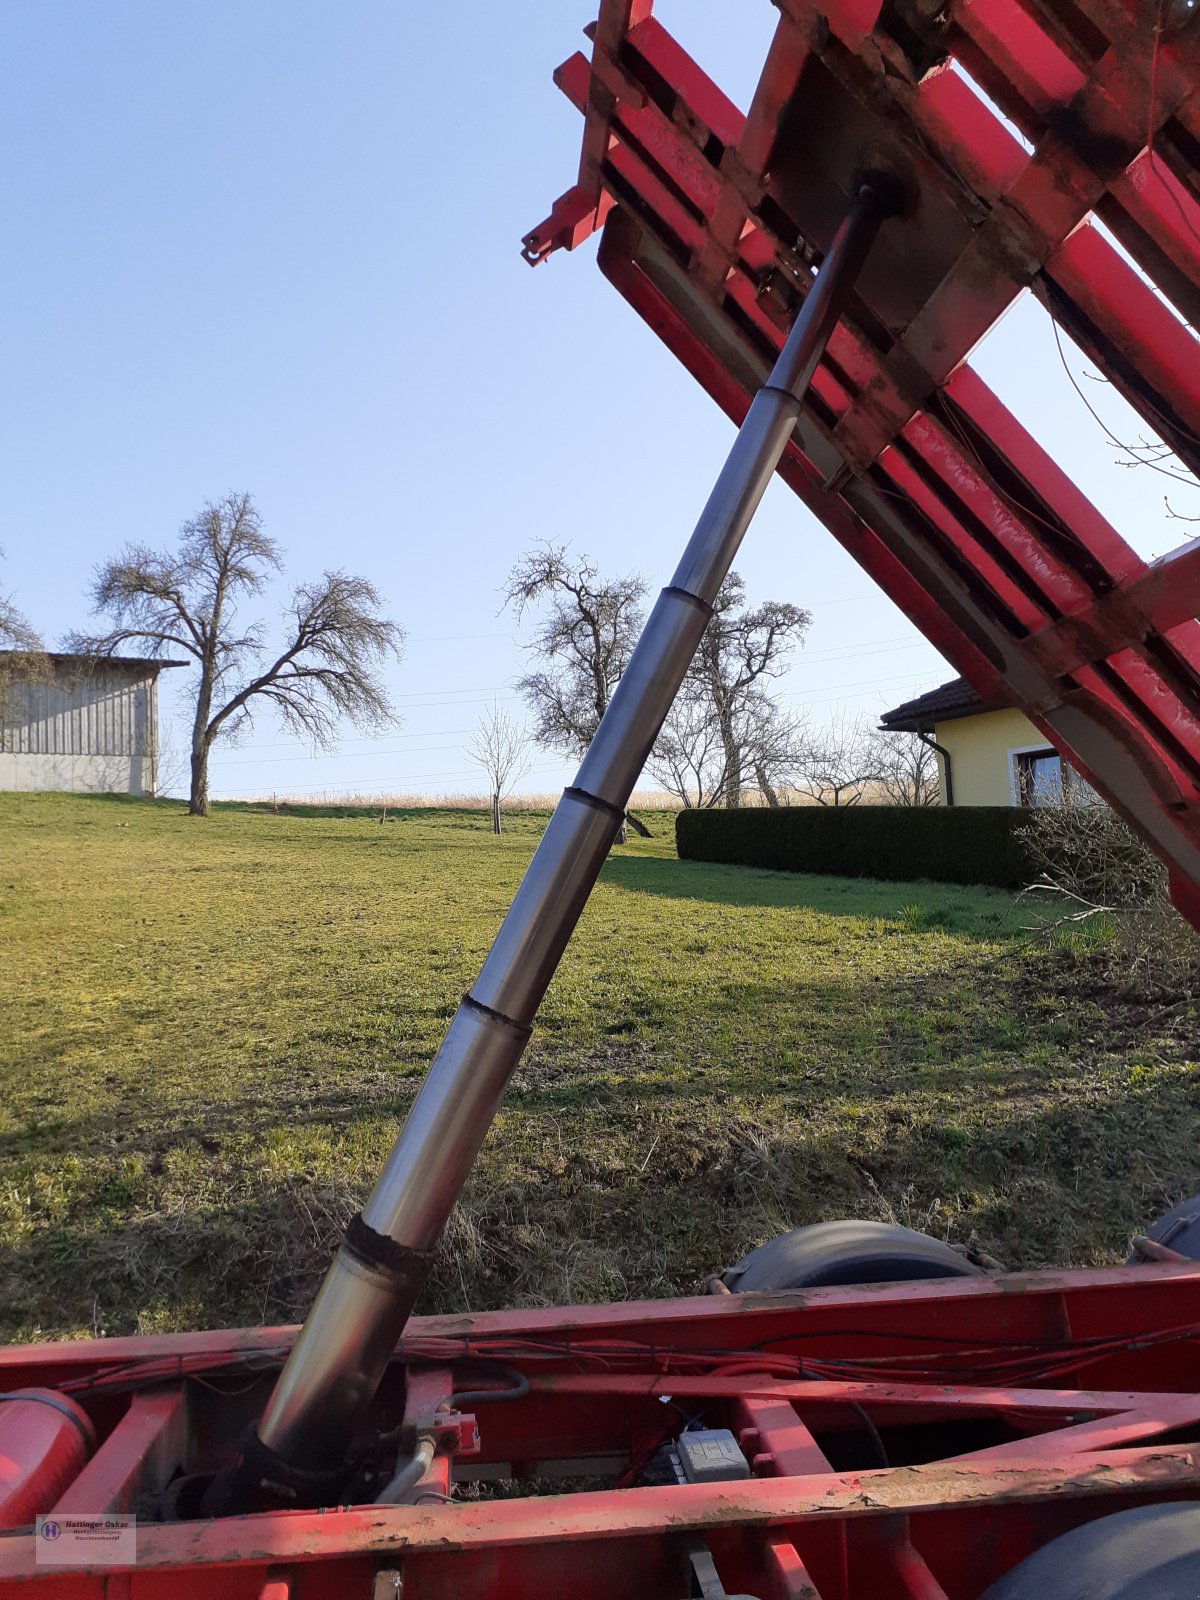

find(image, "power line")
[782,667,945,702]
[214,739,477,768]
[215,763,566,799]
[191,637,938,752]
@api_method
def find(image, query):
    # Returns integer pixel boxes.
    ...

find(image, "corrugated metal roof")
[879,677,992,732]
[0,651,189,672]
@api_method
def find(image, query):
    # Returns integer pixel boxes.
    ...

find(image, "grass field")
[1,791,1196,1345]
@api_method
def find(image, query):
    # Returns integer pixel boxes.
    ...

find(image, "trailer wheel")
[721,1220,981,1292]
[979,1503,1200,1598]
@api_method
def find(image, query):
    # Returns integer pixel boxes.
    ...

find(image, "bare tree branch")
[505,542,645,755]
[505,541,645,843]
[651,686,810,810]
[866,727,940,806]
[0,597,43,654]
[685,572,810,807]
[67,494,404,814]
[793,712,878,807]
[207,572,399,745]
[649,690,730,810]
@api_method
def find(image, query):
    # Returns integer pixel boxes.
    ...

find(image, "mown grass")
[0,791,1196,1343]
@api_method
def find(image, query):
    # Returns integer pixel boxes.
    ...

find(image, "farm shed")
[0,651,185,797]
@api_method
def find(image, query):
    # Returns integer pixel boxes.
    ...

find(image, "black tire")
[722,1219,981,1292]
[979,1504,1200,1599]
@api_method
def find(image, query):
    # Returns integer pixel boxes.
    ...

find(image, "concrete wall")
[0,752,156,795]
[1,660,161,795]
[934,707,1052,807]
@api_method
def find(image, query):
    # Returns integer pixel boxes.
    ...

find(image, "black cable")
[449,1364,530,1409]
[847,1401,888,1469]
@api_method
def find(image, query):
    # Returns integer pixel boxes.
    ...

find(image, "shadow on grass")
[600,852,1018,936]
[0,952,1097,1160]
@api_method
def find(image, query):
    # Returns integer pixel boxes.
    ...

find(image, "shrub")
[1018,799,1200,1000]
[675,806,1037,889]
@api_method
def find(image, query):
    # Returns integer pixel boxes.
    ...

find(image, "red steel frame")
[526,0,1200,930]
[4,1263,1200,1595]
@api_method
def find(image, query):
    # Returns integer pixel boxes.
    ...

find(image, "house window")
[1014,747,1065,807]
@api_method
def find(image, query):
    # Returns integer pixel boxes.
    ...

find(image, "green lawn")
[0,791,1195,1343]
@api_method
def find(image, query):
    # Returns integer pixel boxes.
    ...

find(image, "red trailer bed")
[3,1261,1200,1596]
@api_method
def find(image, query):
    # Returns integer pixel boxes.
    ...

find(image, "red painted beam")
[8,1447,1197,1580]
[52,1389,186,1516]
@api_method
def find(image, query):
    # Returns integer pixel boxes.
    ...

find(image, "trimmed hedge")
[675,805,1037,889]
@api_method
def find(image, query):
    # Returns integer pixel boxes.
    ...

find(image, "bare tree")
[688,573,810,807]
[505,541,645,841]
[468,703,533,834]
[67,493,404,816]
[505,543,645,751]
[649,689,730,809]
[743,697,810,807]
[866,727,940,806]
[0,598,41,654]
[794,712,878,807]
[0,549,47,730]
[651,685,809,810]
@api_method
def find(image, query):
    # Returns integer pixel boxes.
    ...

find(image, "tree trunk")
[188,661,215,817]
[491,791,501,835]
[718,705,741,808]
[754,762,780,808]
[188,744,210,816]
[710,673,741,809]
[625,811,651,838]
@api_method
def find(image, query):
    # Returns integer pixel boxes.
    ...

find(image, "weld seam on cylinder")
[460,992,533,1039]
[759,384,808,407]
[661,585,715,618]
[341,1212,436,1282]
[560,785,628,822]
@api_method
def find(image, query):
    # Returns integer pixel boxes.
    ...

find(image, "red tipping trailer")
[5,1260,1200,1596]
[526,0,1200,934]
[4,4,1200,1595]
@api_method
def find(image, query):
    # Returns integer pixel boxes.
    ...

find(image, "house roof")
[0,650,188,672]
[879,677,991,733]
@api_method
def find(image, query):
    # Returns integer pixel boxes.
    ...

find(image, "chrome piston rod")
[252,187,888,1484]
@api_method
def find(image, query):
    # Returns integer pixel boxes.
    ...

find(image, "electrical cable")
[50,1314,1200,1402]
[448,1365,530,1409]
[847,1401,888,1469]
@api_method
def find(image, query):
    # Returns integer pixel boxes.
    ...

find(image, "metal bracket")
[687,1544,760,1600]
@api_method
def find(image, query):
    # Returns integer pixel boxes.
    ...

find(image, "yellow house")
[880,678,1075,808]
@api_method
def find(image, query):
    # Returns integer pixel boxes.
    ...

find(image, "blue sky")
[1,2,1192,800]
